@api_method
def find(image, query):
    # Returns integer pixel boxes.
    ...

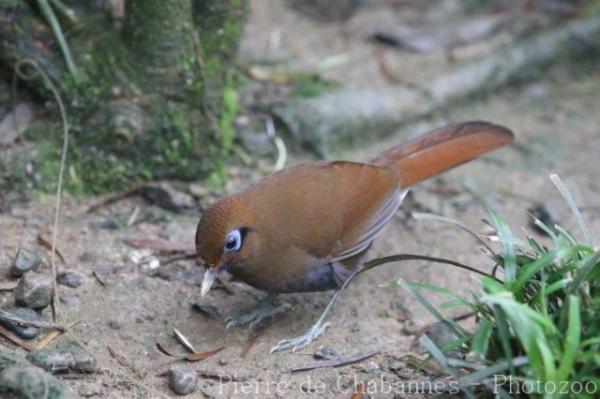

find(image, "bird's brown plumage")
[195,121,513,293]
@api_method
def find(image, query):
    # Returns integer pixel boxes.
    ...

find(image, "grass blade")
[363,254,499,281]
[569,250,600,295]
[462,356,529,385]
[510,246,588,295]
[550,174,592,245]
[470,319,494,359]
[398,279,469,339]
[488,209,517,282]
[557,295,581,381]
[419,335,476,399]
[412,212,495,255]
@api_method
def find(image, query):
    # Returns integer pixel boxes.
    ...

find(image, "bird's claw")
[225,302,291,331]
[270,322,331,353]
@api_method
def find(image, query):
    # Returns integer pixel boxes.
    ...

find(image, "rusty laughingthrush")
[195,121,514,352]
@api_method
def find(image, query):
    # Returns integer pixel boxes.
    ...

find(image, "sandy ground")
[1,1,599,398]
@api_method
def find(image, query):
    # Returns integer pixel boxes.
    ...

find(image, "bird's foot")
[270,320,331,353]
[225,300,291,330]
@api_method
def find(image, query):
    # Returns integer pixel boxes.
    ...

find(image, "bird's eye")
[224,229,243,253]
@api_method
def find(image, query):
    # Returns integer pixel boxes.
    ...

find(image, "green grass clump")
[376,175,599,398]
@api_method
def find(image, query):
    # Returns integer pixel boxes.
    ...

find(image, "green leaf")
[362,254,497,280]
[488,209,517,282]
[412,212,496,255]
[470,319,493,359]
[557,295,581,381]
[569,250,600,295]
[419,335,477,399]
[550,174,592,245]
[398,279,469,339]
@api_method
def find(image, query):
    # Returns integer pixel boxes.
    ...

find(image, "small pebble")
[169,367,198,395]
[301,382,316,393]
[15,273,54,310]
[359,360,379,373]
[425,322,461,358]
[60,294,80,306]
[138,182,196,211]
[57,271,85,288]
[392,298,412,321]
[402,320,418,335]
[313,346,338,360]
[95,219,119,230]
[191,303,221,319]
[27,339,96,373]
[78,384,103,397]
[0,307,42,339]
[79,252,99,263]
[10,248,41,277]
[107,320,122,330]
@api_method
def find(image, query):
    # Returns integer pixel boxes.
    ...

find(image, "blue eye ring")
[224,229,242,252]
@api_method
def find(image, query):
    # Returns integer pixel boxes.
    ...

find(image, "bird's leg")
[270,288,343,353]
[270,268,361,353]
[225,293,291,330]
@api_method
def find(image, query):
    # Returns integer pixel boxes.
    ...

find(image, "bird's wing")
[248,160,402,263]
[331,187,407,262]
[313,161,404,263]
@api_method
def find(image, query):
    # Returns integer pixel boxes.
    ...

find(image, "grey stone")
[0,365,75,399]
[60,294,80,306]
[78,384,103,397]
[57,271,85,288]
[0,307,42,339]
[27,339,96,374]
[425,322,461,358]
[15,273,54,310]
[0,352,74,399]
[107,320,122,330]
[169,367,198,395]
[10,248,41,277]
[313,346,338,360]
[138,182,196,211]
[26,351,76,373]
[0,351,26,372]
[191,302,221,319]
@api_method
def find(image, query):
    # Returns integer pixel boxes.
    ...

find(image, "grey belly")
[276,261,357,293]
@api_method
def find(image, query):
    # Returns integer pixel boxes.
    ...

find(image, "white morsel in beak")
[200,269,217,297]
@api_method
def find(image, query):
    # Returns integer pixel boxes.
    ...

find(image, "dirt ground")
[1,1,600,398]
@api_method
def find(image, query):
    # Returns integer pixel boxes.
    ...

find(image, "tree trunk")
[0,0,249,193]
[122,0,197,97]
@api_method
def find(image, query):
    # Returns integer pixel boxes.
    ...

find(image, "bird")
[195,121,513,352]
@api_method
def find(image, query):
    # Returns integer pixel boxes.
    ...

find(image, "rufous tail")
[373,121,513,187]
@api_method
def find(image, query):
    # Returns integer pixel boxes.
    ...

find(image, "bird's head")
[195,196,257,296]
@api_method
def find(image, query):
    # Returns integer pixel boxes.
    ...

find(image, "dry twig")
[0,324,35,351]
[240,318,275,358]
[85,183,144,213]
[92,271,107,287]
[37,233,66,263]
[108,346,137,371]
[285,351,378,373]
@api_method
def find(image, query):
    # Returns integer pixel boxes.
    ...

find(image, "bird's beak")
[200,269,217,297]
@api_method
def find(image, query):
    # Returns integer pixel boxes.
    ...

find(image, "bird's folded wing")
[321,161,403,263]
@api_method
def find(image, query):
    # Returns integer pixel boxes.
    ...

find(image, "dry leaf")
[185,347,224,362]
